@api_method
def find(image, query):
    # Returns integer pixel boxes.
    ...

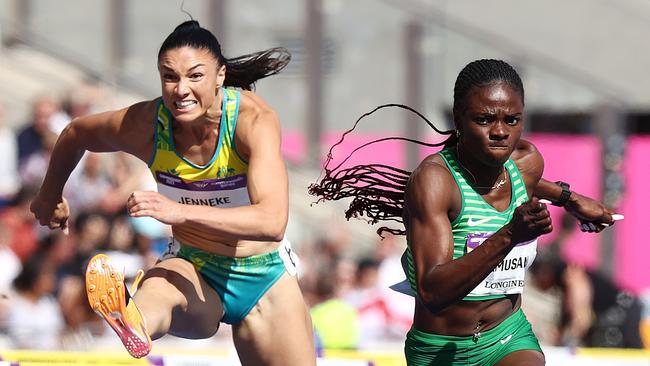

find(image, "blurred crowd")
[0,89,169,350]
[0,90,649,352]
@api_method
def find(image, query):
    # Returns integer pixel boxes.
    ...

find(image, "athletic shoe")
[85,253,151,358]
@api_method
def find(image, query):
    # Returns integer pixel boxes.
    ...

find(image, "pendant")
[492,179,506,190]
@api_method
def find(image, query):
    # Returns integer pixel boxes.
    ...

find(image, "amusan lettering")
[492,256,528,272]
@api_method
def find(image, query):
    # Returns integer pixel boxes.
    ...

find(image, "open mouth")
[174,100,198,111]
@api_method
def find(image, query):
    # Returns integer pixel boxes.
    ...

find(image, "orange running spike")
[85,254,152,358]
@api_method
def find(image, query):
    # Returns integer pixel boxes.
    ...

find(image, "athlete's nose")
[175,79,190,97]
[490,120,509,140]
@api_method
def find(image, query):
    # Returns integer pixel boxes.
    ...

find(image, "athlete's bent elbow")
[265,222,287,242]
[255,227,285,242]
[418,289,450,314]
[256,214,287,241]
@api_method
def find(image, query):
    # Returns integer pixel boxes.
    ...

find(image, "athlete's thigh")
[232,272,316,366]
[140,257,224,339]
[494,350,545,366]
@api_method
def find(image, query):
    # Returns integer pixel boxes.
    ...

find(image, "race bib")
[156,171,251,209]
[466,232,537,297]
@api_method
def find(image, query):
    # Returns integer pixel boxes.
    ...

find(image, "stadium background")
[0,0,649,365]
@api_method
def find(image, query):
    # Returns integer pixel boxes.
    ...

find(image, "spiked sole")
[86,254,151,358]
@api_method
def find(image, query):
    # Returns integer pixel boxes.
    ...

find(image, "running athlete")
[30,20,316,365]
[310,59,617,365]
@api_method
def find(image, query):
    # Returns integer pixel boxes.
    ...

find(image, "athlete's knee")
[136,268,190,309]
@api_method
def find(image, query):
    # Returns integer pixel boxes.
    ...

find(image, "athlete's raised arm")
[30,101,155,232]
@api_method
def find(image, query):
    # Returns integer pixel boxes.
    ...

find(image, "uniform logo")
[500,334,513,344]
[467,217,494,227]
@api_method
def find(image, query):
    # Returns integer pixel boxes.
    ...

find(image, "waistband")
[408,309,525,346]
[175,237,288,267]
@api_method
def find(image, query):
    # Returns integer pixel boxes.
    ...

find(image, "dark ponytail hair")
[309,59,523,237]
[158,20,290,90]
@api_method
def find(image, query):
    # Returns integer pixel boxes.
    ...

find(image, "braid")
[308,104,454,237]
[310,59,523,238]
[453,59,524,112]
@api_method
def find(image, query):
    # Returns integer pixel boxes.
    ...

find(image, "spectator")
[64,152,114,214]
[529,214,644,348]
[16,96,60,168]
[640,290,650,348]
[0,102,19,206]
[0,186,39,263]
[311,269,360,350]
[345,258,387,347]
[0,240,21,299]
[5,252,65,349]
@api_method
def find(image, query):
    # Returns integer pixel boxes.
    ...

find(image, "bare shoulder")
[114,99,158,160]
[237,90,279,125]
[511,139,538,160]
[406,153,455,209]
[122,99,158,130]
[234,91,281,158]
[410,153,451,180]
[512,138,544,185]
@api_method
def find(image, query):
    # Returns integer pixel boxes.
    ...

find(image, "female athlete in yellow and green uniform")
[30,20,316,365]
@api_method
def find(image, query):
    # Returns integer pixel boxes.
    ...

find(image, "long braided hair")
[308,59,525,237]
[158,20,290,91]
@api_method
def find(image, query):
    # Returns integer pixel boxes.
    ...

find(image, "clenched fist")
[507,197,553,244]
[30,195,70,234]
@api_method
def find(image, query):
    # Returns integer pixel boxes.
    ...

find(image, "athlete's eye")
[505,116,521,125]
[162,73,178,82]
[474,115,492,125]
[190,73,204,81]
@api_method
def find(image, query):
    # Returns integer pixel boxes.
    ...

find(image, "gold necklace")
[455,146,507,191]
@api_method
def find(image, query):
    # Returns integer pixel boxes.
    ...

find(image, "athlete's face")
[158,46,226,123]
[454,82,524,167]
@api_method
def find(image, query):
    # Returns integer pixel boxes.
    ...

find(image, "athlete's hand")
[30,194,70,234]
[127,191,184,225]
[507,197,553,244]
[564,192,615,233]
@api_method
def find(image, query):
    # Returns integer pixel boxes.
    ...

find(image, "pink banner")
[615,136,650,293]
[527,134,602,270]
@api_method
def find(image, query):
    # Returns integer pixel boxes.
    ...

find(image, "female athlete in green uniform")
[310,59,617,365]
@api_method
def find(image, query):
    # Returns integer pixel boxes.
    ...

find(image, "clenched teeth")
[175,100,197,108]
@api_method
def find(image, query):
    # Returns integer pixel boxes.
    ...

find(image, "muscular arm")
[31,101,154,229]
[517,139,616,231]
[164,97,288,241]
[40,102,152,195]
[406,162,548,313]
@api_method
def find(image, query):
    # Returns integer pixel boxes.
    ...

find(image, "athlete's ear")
[452,107,461,130]
[216,64,226,91]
